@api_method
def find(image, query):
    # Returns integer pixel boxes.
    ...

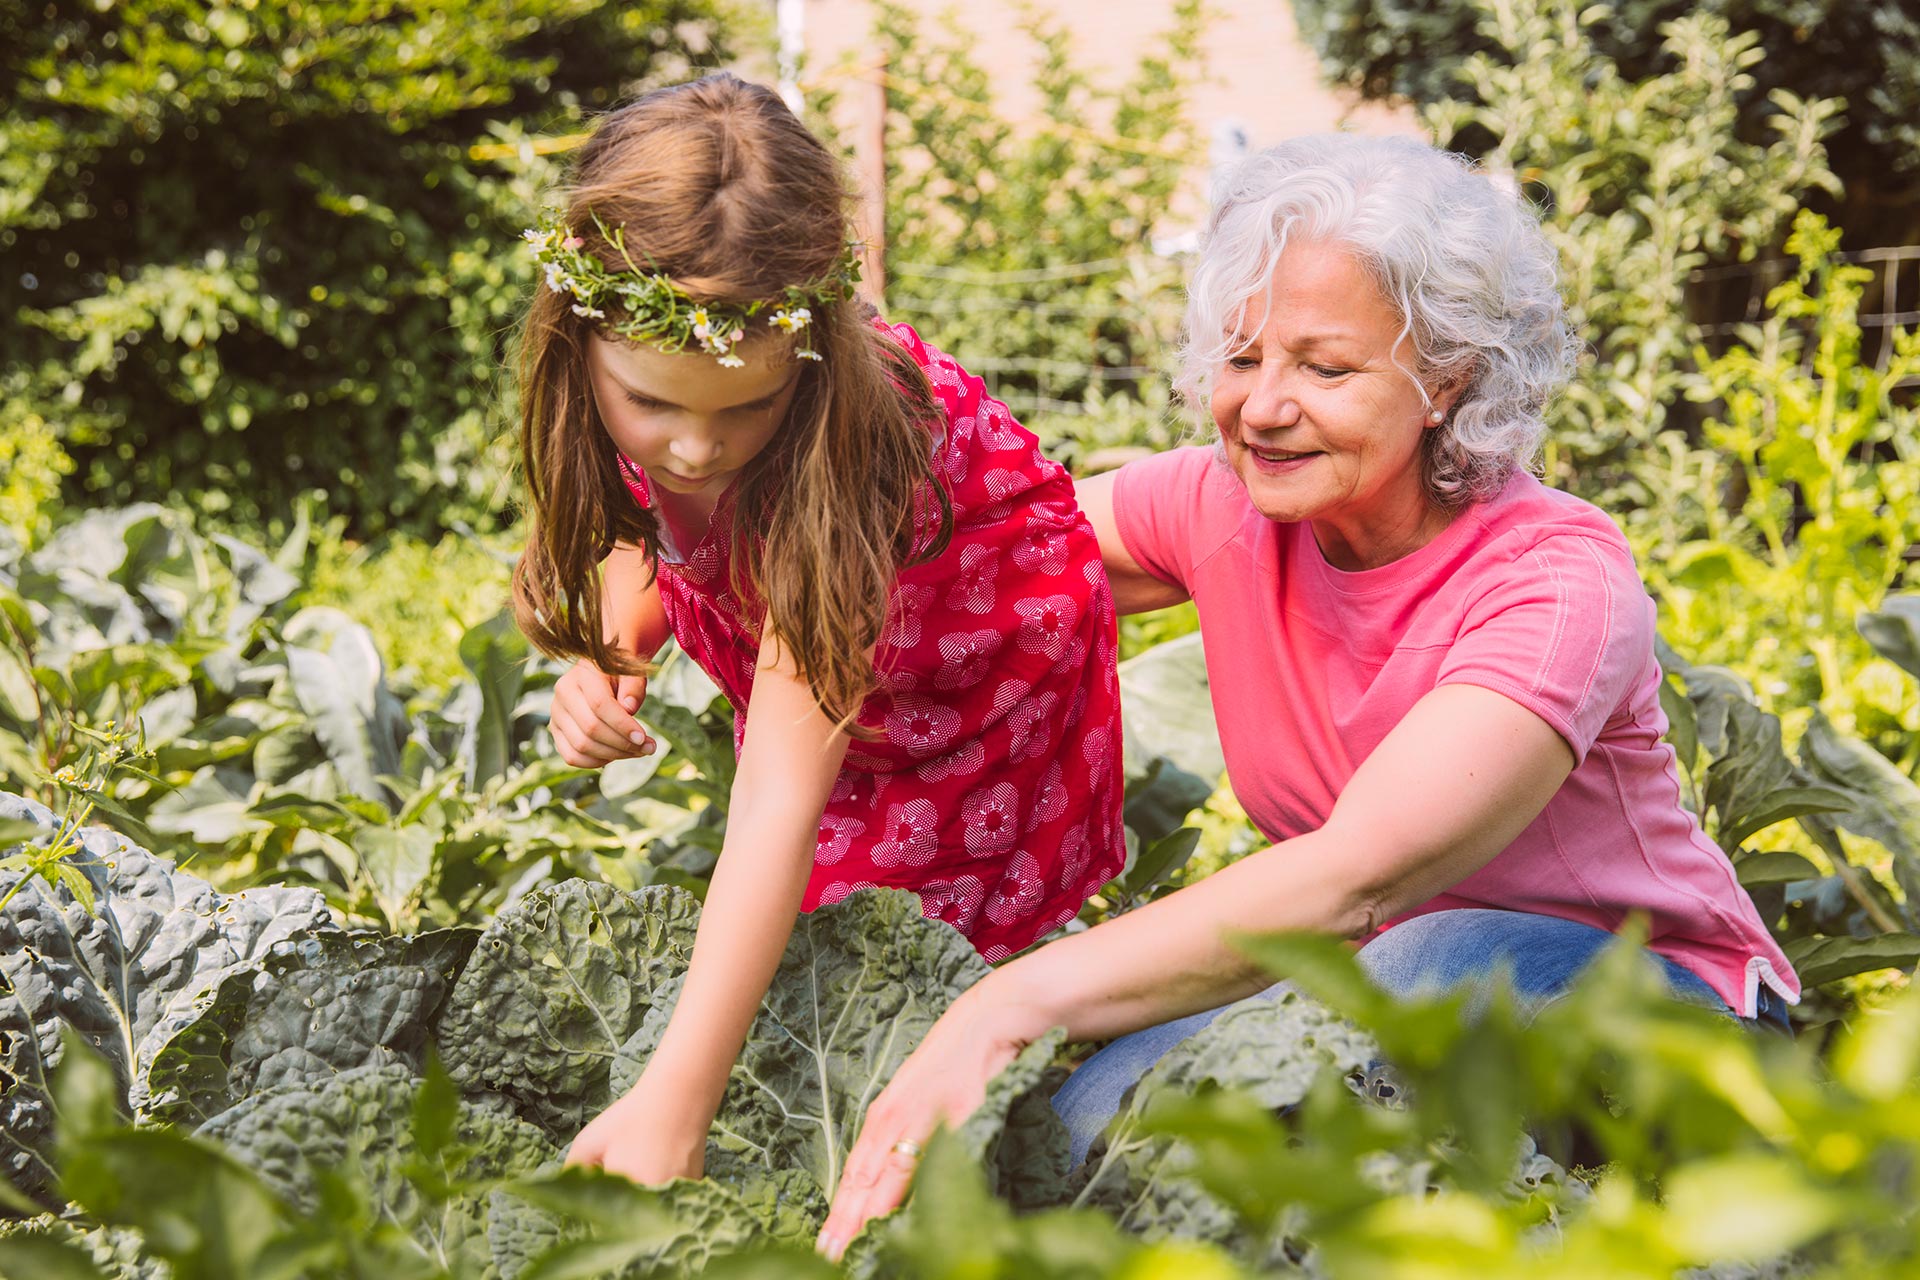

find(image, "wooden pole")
[855,55,887,308]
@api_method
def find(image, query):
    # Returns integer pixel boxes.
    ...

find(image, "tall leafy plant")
[1413,0,1841,506]
[1292,0,1920,243]
[1639,212,1920,744]
[869,0,1201,432]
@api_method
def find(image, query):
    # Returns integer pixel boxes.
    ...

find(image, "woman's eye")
[1226,355,1261,372]
[1309,364,1353,379]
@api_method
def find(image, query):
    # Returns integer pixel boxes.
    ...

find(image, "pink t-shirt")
[1114,445,1798,1016]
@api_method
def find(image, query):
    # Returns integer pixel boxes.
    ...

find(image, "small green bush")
[868,0,1200,438]
[1291,0,1920,239]
[1636,212,1920,748]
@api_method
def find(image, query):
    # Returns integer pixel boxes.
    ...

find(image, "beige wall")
[787,0,1420,233]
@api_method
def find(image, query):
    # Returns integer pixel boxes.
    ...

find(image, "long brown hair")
[512,74,950,731]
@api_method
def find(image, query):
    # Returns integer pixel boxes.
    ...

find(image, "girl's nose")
[670,436,722,470]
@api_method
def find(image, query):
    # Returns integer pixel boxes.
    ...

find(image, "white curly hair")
[1175,134,1578,508]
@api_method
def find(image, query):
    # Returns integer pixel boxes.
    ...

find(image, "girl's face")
[1210,241,1458,570]
[587,334,802,496]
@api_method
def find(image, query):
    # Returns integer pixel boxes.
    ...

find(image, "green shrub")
[299,522,517,692]
[1291,0,1920,240]
[1635,212,1920,747]
[0,391,70,548]
[2,0,745,540]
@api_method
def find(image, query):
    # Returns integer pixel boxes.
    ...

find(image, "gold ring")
[890,1138,923,1159]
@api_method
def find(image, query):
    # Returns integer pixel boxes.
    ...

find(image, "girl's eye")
[624,392,668,410]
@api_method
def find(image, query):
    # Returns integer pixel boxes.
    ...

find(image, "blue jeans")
[1051,908,1793,1167]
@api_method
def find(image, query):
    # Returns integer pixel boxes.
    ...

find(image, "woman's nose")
[1239,368,1301,432]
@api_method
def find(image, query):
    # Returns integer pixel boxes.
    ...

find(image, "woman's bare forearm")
[982,685,1576,1041]
[984,827,1370,1041]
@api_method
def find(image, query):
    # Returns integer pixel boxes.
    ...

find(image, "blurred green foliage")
[1291,0,1920,242]
[1,0,748,539]
[300,520,517,691]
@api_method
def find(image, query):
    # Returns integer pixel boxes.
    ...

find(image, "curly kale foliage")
[611,888,1007,1199]
[486,1165,821,1280]
[196,1062,557,1279]
[0,791,334,1203]
[1,827,1089,1278]
[140,928,481,1128]
[12,809,1920,1277]
[436,880,703,1140]
[1067,985,1377,1253]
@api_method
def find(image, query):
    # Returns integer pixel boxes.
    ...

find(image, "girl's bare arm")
[608,618,852,1132]
[601,541,671,653]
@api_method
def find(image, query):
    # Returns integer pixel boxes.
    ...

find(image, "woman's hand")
[565,1069,710,1185]
[549,658,656,767]
[815,980,1052,1261]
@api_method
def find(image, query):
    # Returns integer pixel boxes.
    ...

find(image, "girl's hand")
[549,658,656,767]
[815,982,1050,1260]
[565,1070,710,1185]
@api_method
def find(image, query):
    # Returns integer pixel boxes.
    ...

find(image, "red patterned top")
[619,320,1124,961]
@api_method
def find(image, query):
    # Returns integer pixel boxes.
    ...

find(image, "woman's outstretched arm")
[817,681,1575,1256]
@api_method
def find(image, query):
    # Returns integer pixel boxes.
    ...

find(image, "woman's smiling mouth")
[1245,443,1322,469]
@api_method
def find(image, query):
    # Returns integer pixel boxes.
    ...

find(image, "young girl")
[510,73,1125,1185]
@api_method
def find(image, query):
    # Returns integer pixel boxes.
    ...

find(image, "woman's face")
[587,334,801,497]
[1210,242,1458,570]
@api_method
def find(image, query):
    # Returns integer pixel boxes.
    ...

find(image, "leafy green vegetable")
[436,881,702,1139]
[194,1063,556,1278]
[610,889,991,1201]
[489,1166,799,1280]
[0,792,333,1202]
[1070,987,1376,1243]
[957,1029,1073,1210]
[140,929,480,1127]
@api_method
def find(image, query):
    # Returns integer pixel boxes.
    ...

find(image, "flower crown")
[521,208,862,366]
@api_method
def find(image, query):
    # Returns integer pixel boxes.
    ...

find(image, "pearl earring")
[1427,410,1445,425]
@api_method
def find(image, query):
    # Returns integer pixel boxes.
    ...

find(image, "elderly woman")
[815,133,1797,1254]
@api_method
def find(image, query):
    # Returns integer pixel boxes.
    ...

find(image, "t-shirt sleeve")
[1111,445,1232,594]
[1435,531,1655,763]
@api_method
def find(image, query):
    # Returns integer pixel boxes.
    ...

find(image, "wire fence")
[886,253,1185,419]
[1689,244,1920,380]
